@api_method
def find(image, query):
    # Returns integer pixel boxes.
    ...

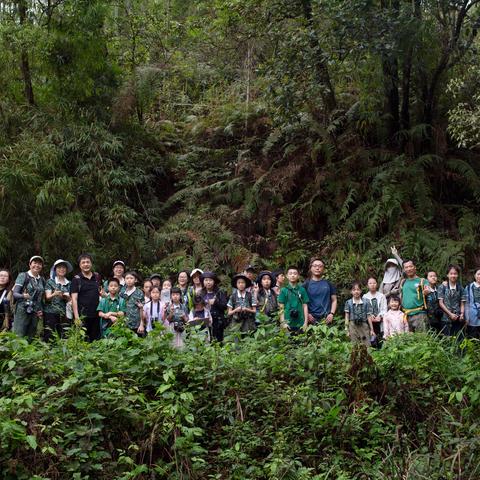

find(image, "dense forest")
[3,3,480,479]
[1,0,480,284]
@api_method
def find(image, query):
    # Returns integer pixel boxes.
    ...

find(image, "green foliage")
[1,327,480,478]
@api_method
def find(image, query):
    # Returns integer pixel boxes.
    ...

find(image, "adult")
[149,274,162,289]
[272,269,285,296]
[43,259,73,341]
[399,259,429,332]
[71,253,102,342]
[379,246,403,300]
[465,268,480,339]
[103,260,126,296]
[243,265,256,287]
[303,258,337,325]
[201,271,228,342]
[0,269,14,331]
[12,256,46,340]
[190,268,204,295]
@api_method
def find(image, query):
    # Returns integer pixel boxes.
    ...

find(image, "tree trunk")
[381,0,400,140]
[301,0,337,115]
[18,0,35,106]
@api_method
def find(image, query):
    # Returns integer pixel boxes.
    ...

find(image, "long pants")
[407,313,428,333]
[441,321,465,342]
[84,315,101,342]
[13,307,39,340]
[349,322,370,347]
[43,312,69,342]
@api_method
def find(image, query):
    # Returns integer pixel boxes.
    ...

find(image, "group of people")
[0,247,479,349]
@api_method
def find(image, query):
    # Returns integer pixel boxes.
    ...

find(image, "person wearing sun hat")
[254,271,278,321]
[12,255,46,340]
[190,268,204,295]
[103,260,127,297]
[227,273,257,333]
[201,271,228,342]
[43,259,73,341]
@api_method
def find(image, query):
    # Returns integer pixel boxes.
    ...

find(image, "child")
[160,279,172,322]
[121,272,144,335]
[227,274,257,333]
[425,270,442,333]
[201,271,228,343]
[165,287,189,348]
[143,279,152,304]
[254,271,278,322]
[0,269,13,331]
[465,268,480,339]
[383,296,409,339]
[438,265,466,338]
[278,267,309,333]
[379,246,403,300]
[97,278,127,338]
[188,295,212,342]
[272,269,285,296]
[344,282,374,347]
[142,286,162,333]
[363,277,387,347]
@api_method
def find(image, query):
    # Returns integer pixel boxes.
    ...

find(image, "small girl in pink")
[383,296,409,338]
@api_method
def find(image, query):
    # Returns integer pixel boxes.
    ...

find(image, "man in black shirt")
[71,254,102,341]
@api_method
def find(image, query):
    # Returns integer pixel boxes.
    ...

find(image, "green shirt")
[97,295,127,338]
[401,277,427,316]
[14,272,46,313]
[120,287,144,329]
[44,278,71,315]
[278,284,309,329]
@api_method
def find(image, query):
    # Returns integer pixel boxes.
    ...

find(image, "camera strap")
[0,289,7,305]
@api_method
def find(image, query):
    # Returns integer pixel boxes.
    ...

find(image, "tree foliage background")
[1,0,480,285]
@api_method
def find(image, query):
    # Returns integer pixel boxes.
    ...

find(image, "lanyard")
[150,301,160,319]
[0,289,7,304]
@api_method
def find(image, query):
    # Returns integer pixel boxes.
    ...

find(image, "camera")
[24,300,34,315]
[173,320,185,333]
[289,309,299,320]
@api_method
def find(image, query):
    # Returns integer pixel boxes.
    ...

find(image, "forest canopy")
[1,0,480,285]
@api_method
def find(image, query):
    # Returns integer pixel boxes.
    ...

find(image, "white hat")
[112,260,126,268]
[50,259,73,280]
[190,268,203,277]
[29,255,44,264]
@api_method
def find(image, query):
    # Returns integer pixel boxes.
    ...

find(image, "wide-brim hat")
[231,274,252,289]
[29,255,44,265]
[201,271,219,283]
[191,268,204,277]
[384,258,400,268]
[244,264,255,272]
[50,259,73,280]
[149,273,162,281]
[256,270,275,285]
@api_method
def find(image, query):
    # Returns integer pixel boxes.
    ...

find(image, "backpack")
[74,272,102,294]
[466,283,480,325]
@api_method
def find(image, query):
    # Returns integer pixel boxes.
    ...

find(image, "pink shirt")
[383,310,409,338]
